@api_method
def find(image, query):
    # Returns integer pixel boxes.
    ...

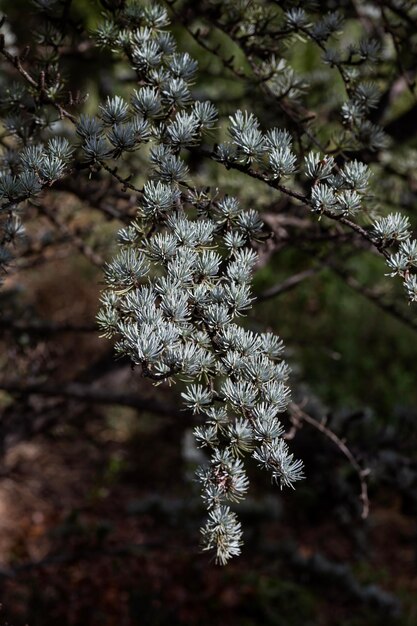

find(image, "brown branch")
[0,37,38,88]
[99,162,144,195]
[0,380,186,419]
[257,268,319,301]
[288,403,370,519]
[0,317,97,334]
[327,262,417,334]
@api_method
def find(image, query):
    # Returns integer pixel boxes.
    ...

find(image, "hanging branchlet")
[94,1,303,565]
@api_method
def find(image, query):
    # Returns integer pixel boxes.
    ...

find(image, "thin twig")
[257,268,319,301]
[288,402,370,519]
[327,262,417,334]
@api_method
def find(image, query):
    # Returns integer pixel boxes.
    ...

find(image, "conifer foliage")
[93,6,303,564]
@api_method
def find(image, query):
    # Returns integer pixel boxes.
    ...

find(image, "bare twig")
[257,268,319,301]
[327,262,417,334]
[288,402,370,519]
[99,162,144,195]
